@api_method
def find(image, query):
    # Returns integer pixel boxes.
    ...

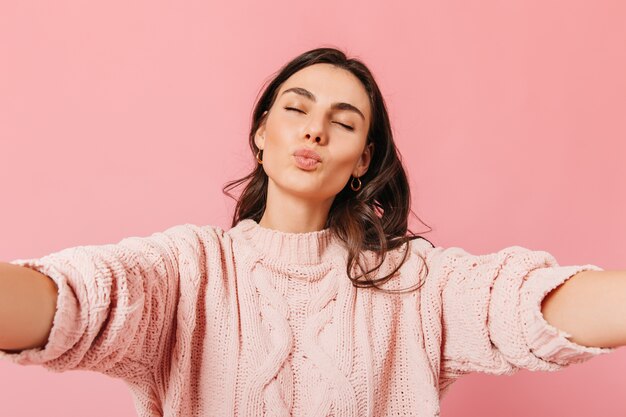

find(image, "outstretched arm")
[541,269,626,348]
[0,262,58,351]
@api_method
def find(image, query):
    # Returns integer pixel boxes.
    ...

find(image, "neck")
[259,180,334,233]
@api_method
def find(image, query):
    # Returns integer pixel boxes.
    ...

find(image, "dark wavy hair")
[222,46,433,294]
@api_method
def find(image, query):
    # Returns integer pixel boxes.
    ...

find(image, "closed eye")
[284,107,354,131]
[337,122,354,131]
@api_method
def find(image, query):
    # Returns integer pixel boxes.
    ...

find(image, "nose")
[305,132,322,143]
[304,114,326,144]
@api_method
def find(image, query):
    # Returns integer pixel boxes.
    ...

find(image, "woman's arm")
[0,262,58,351]
[541,269,626,348]
[414,241,616,383]
[0,226,187,381]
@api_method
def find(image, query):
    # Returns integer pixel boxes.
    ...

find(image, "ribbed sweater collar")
[228,218,340,265]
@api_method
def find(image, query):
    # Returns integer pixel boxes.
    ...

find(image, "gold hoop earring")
[350,176,362,191]
[256,149,263,164]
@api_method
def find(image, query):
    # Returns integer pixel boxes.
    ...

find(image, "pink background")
[1,0,625,416]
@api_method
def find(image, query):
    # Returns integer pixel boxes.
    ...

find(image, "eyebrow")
[280,87,366,121]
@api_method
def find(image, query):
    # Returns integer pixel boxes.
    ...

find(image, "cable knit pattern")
[0,219,617,416]
[241,260,293,417]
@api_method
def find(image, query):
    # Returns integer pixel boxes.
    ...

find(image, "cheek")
[329,145,363,169]
[264,122,292,152]
[322,153,360,184]
[327,158,354,175]
[267,112,294,135]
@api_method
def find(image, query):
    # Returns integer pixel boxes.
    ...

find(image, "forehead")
[278,64,370,114]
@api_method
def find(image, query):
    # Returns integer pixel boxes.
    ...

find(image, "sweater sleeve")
[0,224,185,382]
[423,244,617,381]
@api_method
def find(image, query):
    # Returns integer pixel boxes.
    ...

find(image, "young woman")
[0,47,621,417]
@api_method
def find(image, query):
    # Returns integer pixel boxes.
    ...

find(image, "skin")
[254,63,374,233]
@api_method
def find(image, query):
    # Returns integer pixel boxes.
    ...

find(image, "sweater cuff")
[0,257,81,369]
[520,264,616,368]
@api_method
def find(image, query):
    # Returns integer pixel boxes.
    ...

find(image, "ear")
[353,142,374,177]
[254,110,269,150]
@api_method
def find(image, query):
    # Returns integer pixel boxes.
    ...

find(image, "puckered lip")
[293,147,322,162]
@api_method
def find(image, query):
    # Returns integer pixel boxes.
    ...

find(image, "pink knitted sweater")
[0,219,616,416]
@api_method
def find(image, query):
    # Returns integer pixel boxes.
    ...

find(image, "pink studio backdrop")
[1,1,625,416]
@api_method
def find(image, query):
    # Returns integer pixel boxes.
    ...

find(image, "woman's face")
[255,63,373,203]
